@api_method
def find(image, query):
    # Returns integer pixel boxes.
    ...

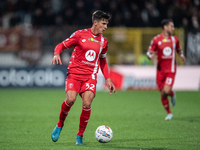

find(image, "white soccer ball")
[95,125,113,143]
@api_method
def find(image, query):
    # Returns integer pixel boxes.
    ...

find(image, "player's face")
[166,22,175,35]
[96,19,108,34]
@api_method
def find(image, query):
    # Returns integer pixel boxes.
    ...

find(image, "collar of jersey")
[161,34,171,39]
[88,28,100,38]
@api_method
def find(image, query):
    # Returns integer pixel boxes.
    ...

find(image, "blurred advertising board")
[0,66,67,88]
[0,66,199,91]
[108,66,200,91]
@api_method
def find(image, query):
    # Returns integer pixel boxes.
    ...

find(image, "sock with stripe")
[57,100,72,127]
[77,107,91,137]
[161,96,171,114]
[169,90,174,97]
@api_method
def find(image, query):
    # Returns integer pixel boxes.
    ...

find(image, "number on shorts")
[86,83,95,91]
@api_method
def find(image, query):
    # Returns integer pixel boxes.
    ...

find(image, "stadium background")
[1,1,200,150]
[0,0,200,90]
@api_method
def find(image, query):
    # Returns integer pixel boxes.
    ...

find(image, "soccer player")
[50,10,116,145]
[147,19,186,120]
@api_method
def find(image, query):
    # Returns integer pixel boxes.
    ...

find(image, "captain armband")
[100,53,107,58]
[146,51,153,59]
[177,49,184,56]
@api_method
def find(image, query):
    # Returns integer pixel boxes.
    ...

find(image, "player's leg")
[52,91,77,142]
[161,85,173,120]
[57,90,77,127]
[164,73,176,107]
[169,90,176,107]
[76,79,96,145]
[51,77,80,142]
[160,84,172,113]
[76,91,95,145]
[157,71,173,120]
[161,74,176,120]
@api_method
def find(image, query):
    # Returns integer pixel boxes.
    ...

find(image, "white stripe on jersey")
[171,36,176,73]
[62,41,69,48]
[92,36,104,79]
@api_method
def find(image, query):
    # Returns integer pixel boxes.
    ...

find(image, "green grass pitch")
[0,89,200,150]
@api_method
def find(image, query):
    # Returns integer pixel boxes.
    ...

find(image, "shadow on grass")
[84,143,174,150]
[57,139,176,150]
[175,116,200,123]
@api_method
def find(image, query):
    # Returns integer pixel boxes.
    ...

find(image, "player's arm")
[51,42,66,65]
[51,31,78,65]
[146,51,156,60]
[177,48,186,62]
[147,39,156,60]
[105,78,116,95]
[176,37,186,62]
[100,55,116,95]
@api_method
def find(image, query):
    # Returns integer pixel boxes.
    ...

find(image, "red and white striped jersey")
[148,34,181,73]
[62,28,108,79]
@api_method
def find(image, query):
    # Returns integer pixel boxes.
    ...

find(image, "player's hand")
[180,54,186,62]
[51,54,62,65]
[151,53,155,60]
[105,78,116,95]
[147,51,155,60]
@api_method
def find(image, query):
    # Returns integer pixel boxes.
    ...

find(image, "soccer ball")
[95,125,113,143]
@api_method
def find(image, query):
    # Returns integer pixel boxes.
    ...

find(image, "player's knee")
[66,96,76,105]
[161,90,170,97]
[83,101,92,108]
[164,89,171,95]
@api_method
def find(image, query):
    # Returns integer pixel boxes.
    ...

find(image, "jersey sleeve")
[148,38,157,52]
[62,31,79,49]
[54,31,79,55]
[175,36,181,50]
[99,38,110,79]
[54,42,66,55]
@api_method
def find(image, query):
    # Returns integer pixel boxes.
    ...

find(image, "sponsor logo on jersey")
[163,47,172,56]
[82,39,86,42]
[88,37,99,43]
[85,50,96,61]
[162,38,171,42]
[81,60,95,66]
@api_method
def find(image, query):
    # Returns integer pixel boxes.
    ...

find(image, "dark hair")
[161,19,173,29]
[92,10,111,22]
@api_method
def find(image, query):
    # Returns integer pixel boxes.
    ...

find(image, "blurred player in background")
[51,10,116,145]
[147,19,186,120]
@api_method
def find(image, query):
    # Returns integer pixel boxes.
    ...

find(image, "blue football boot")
[51,125,62,142]
[76,135,84,145]
[170,91,176,107]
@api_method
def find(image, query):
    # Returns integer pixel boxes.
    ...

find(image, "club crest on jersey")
[85,50,96,61]
[68,83,73,89]
[163,47,172,56]
[88,37,99,43]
